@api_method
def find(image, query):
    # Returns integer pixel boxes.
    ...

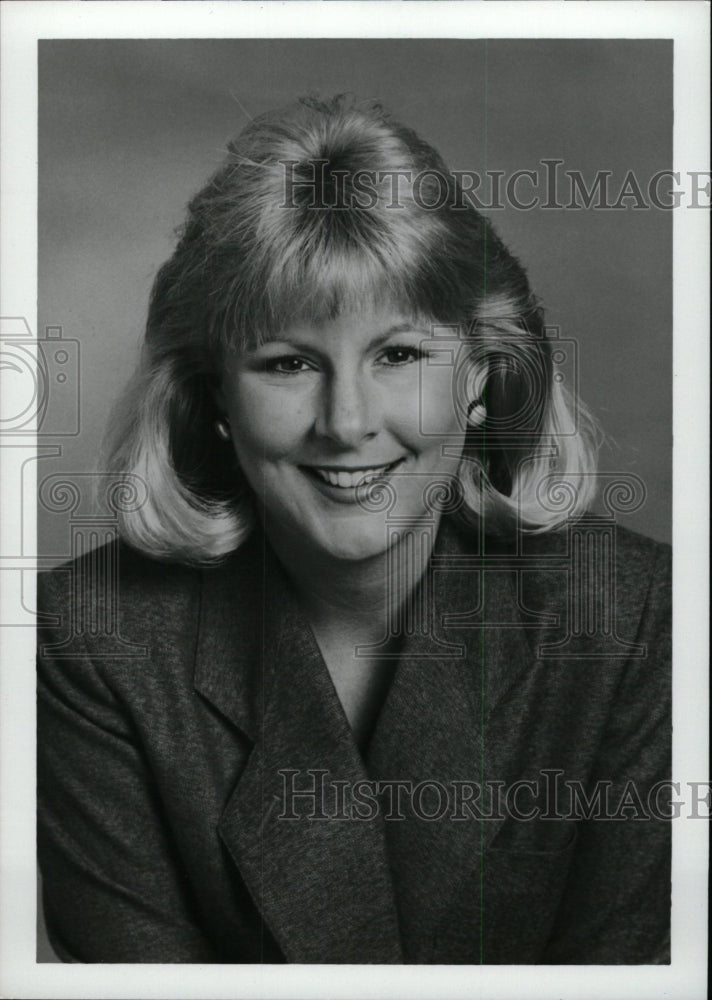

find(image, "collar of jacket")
[193,518,532,963]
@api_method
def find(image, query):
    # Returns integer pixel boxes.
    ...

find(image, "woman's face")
[219,306,470,562]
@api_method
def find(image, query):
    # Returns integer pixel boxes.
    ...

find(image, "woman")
[37,95,671,964]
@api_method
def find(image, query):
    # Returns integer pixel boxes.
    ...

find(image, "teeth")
[312,463,396,488]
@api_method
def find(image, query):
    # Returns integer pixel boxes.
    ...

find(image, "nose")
[315,369,380,448]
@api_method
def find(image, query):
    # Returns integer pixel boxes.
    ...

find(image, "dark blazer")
[37,517,671,964]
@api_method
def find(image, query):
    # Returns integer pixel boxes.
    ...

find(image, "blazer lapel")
[366,519,533,962]
[195,535,402,963]
[193,522,535,963]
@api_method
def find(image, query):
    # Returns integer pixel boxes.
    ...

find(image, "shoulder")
[37,542,200,722]
[521,520,669,598]
[513,521,671,655]
[521,520,669,564]
[38,539,201,643]
[37,535,263,733]
[37,534,261,666]
[39,536,200,597]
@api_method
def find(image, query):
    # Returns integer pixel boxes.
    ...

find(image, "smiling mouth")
[302,458,405,489]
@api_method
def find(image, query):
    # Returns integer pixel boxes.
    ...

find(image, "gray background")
[37,38,672,960]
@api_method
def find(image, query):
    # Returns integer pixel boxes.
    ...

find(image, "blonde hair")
[104,94,600,565]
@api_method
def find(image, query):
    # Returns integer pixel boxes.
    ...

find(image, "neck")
[263,515,442,635]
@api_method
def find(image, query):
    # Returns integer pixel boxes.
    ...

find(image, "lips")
[302,458,404,489]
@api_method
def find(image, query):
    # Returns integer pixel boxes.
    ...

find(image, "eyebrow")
[377,322,432,341]
[255,321,432,353]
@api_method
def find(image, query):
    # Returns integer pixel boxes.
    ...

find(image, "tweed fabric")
[37,518,671,963]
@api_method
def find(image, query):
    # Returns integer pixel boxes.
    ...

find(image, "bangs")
[209,179,465,353]
[159,94,524,359]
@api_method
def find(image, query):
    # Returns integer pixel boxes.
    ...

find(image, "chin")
[312,518,394,563]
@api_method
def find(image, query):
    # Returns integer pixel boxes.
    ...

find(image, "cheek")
[393,369,464,447]
[225,380,312,460]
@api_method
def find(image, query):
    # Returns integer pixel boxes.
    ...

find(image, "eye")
[378,346,425,367]
[266,356,314,375]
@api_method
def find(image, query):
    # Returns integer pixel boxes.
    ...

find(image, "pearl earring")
[215,419,231,441]
[466,398,486,426]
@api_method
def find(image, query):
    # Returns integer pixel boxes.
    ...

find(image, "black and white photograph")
[0,2,708,998]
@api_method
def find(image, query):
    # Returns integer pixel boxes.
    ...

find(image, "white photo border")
[0,2,709,998]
